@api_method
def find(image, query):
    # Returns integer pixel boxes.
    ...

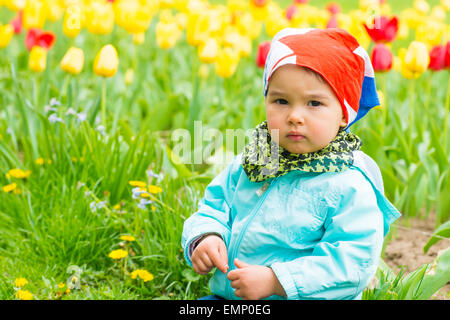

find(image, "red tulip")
[371,43,393,72]
[25,28,56,51]
[286,4,298,21]
[428,45,446,71]
[10,10,23,34]
[445,41,450,68]
[326,15,338,28]
[256,41,271,68]
[326,2,341,15]
[364,16,398,43]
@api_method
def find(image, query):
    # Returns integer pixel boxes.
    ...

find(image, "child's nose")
[287,106,306,125]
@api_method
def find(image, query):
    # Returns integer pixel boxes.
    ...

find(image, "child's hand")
[227,258,286,300]
[191,235,229,275]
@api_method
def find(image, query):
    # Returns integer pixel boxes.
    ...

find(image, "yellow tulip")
[22,0,47,29]
[0,24,14,49]
[265,14,289,38]
[133,32,145,45]
[46,0,64,22]
[113,0,154,35]
[415,20,445,47]
[227,0,248,12]
[186,12,210,46]
[60,47,84,75]
[198,37,219,63]
[431,5,446,20]
[442,0,450,11]
[63,4,83,38]
[414,0,430,14]
[392,55,402,73]
[94,44,119,77]
[156,21,181,49]
[124,68,134,85]
[29,46,47,73]
[235,11,261,40]
[215,47,239,78]
[85,1,114,35]
[198,64,209,79]
[402,41,429,78]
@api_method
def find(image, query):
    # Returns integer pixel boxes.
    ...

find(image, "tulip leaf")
[423,221,450,254]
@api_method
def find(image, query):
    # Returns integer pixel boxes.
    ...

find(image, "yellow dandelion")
[15,289,33,300]
[120,235,136,242]
[151,205,156,211]
[108,249,128,260]
[35,158,45,165]
[57,282,65,289]
[129,180,147,188]
[65,288,71,294]
[140,192,151,198]
[15,278,28,287]
[147,185,162,194]
[2,183,17,193]
[130,269,154,282]
[6,169,31,179]
[113,204,121,210]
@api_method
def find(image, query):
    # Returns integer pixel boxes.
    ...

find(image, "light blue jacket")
[181,151,401,300]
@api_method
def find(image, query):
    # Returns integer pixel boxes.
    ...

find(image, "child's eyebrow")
[267,90,329,100]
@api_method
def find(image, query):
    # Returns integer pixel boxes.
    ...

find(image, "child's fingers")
[234,258,250,269]
[230,279,240,289]
[218,241,229,271]
[209,245,228,274]
[226,269,240,281]
[192,258,210,275]
[199,252,214,269]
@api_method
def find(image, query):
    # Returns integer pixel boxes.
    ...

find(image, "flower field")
[0,0,449,300]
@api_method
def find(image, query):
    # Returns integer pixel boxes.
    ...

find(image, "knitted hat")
[263,28,379,129]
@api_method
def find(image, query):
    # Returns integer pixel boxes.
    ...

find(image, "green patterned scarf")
[242,121,362,182]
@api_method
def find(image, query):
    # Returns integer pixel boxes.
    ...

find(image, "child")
[181,28,401,300]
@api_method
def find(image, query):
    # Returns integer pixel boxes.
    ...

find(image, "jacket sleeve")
[270,173,385,300]
[181,155,242,268]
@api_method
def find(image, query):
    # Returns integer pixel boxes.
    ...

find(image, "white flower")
[66,108,77,116]
[132,187,145,199]
[48,114,63,123]
[44,105,58,114]
[138,198,153,210]
[89,201,97,213]
[49,98,61,106]
[96,201,106,210]
[96,125,106,136]
[76,112,87,122]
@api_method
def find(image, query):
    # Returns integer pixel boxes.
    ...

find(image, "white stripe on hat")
[344,98,357,125]
[353,46,375,78]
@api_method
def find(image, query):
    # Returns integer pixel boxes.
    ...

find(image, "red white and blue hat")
[263,28,379,129]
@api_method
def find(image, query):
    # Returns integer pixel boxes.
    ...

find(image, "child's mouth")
[287,134,305,141]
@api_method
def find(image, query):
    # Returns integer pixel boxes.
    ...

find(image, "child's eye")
[274,99,288,105]
[307,100,322,107]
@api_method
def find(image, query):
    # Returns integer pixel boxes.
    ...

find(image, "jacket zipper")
[226,177,278,299]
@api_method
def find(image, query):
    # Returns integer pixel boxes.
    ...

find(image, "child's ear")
[340,114,348,128]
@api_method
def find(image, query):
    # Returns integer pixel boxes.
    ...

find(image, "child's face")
[265,64,347,154]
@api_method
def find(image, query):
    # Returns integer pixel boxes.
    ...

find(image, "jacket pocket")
[259,189,326,247]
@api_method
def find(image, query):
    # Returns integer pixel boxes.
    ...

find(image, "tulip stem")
[382,72,387,127]
[444,76,450,151]
[101,78,107,128]
[408,79,415,152]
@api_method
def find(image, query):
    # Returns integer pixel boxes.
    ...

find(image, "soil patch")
[383,214,450,300]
